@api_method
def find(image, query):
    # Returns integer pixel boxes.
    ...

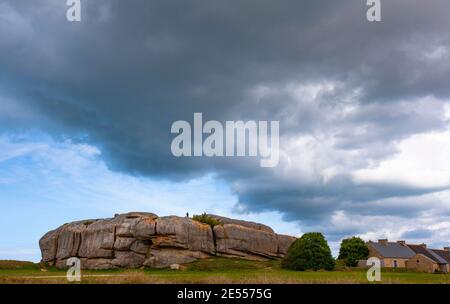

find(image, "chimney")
[419,243,427,248]
[444,247,450,251]
[378,239,388,245]
[397,240,406,246]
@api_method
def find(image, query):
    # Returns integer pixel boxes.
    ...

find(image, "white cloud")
[352,129,450,189]
[445,103,450,120]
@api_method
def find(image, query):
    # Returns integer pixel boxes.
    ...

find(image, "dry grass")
[0,260,40,270]
[1,258,450,284]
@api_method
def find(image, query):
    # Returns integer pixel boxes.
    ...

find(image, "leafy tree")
[338,237,369,267]
[281,232,335,271]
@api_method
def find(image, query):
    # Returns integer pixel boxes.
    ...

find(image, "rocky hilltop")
[39,212,296,269]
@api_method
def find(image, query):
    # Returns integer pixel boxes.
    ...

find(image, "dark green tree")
[338,237,369,267]
[281,232,335,271]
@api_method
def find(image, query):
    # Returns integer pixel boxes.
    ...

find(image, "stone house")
[406,244,448,273]
[367,239,415,268]
[431,247,450,272]
[367,239,450,273]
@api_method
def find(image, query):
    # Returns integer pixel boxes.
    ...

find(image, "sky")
[1,0,450,261]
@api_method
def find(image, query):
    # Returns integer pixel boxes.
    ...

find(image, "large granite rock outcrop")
[39,212,296,269]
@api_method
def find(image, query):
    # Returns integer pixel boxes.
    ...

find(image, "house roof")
[431,249,450,264]
[408,245,448,264]
[369,241,415,258]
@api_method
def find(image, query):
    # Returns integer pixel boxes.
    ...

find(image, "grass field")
[1,258,450,284]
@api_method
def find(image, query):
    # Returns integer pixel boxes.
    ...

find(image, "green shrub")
[192,213,221,228]
[338,237,369,267]
[334,259,347,270]
[281,232,335,271]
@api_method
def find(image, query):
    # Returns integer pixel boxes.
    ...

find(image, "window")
[393,260,398,267]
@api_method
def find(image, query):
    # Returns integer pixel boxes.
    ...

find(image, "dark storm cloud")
[1,0,450,238]
[233,173,446,221]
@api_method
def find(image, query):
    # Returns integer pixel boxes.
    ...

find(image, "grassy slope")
[1,258,450,284]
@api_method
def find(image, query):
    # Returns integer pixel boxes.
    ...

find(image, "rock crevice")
[39,212,296,269]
